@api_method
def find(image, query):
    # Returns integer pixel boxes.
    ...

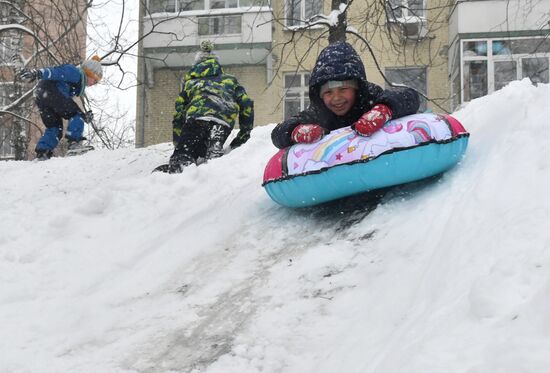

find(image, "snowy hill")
[2,79,550,372]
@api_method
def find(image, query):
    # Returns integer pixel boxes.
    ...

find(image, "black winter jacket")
[272,41,420,149]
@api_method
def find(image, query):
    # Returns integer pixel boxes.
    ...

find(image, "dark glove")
[291,124,325,144]
[82,110,94,123]
[17,68,42,83]
[229,130,250,149]
[352,104,393,137]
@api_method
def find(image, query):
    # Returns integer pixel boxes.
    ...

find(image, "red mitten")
[291,124,325,144]
[353,104,393,136]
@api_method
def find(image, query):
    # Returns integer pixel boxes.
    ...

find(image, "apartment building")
[448,0,550,109]
[136,0,451,147]
[136,0,550,148]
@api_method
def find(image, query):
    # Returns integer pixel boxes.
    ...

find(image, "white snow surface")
[2,79,550,372]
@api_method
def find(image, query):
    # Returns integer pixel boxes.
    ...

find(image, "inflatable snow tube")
[262,113,469,208]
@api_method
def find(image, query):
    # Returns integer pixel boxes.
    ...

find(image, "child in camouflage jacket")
[167,41,254,173]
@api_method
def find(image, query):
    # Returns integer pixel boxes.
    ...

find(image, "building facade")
[136,0,453,147]
[136,0,550,148]
[449,0,550,109]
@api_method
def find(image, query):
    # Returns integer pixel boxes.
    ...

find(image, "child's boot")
[205,124,229,160]
[66,137,94,156]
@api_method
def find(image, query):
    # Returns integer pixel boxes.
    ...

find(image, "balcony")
[448,0,550,41]
[142,6,273,68]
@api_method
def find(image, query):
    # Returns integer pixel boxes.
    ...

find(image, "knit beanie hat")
[81,55,103,82]
[319,79,359,96]
[194,40,219,64]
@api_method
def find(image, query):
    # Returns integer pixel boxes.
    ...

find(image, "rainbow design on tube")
[407,119,432,144]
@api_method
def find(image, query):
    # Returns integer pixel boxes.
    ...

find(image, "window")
[0,0,24,21]
[181,0,205,11]
[463,60,487,101]
[198,15,241,35]
[494,60,517,91]
[148,0,266,12]
[0,83,14,107]
[239,0,269,7]
[285,0,323,27]
[283,72,310,120]
[211,0,238,9]
[0,124,14,159]
[148,0,205,13]
[0,85,15,158]
[463,40,487,57]
[385,67,427,112]
[0,28,22,66]
[509,38,550,54]
[0,36,16,65]
[386,0,425,20]
[522,57,549,85]
[149,0,176,12]
[461,37,550,103]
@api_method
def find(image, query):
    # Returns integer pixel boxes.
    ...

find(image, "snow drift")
[1,79,550,372]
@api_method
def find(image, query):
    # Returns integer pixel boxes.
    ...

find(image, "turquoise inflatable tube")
[262,113,469,208]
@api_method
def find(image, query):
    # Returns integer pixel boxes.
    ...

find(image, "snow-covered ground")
[2,79,550,372]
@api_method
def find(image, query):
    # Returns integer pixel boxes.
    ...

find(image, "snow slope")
[1,79,550,372]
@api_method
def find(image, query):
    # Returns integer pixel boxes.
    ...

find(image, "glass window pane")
[211,0,225,8]
[240,0,268,6]
[522,57,549,85]
[284,72,309,117]
[0,82,15,159]
[386,0,403,19]
[198,16,240,35]
[305,0,322,19]
[149,0,176,12]
[284,98,301,120]
[167,0,176,11]
[494,60,517,91]
[385,67,427,112]
[198,18,217,35]
[408,0,424,17]
[213,18,222,34]
[492,40,511,56]
[0,125,14,158]
[179,0,204,11]
[464,41,487,57]
[0,37,11,62]
[198,18,210,35]
[511,38,550,54]
[284,74,301,88]
[463,60,487,101]
[1,87,9,106]
[286,0,301,26]
[225,15,241,33]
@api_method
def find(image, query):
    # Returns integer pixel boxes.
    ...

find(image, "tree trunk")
[328,0,348,43]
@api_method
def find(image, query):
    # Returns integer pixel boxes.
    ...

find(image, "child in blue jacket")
[17,56,103,159]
